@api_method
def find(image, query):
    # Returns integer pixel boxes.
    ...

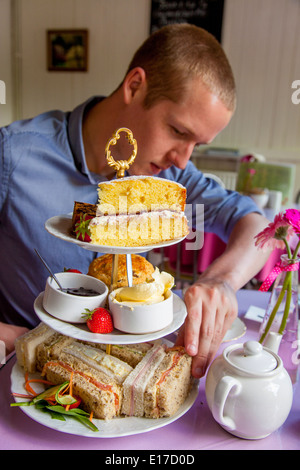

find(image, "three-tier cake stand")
[11,128,199,438]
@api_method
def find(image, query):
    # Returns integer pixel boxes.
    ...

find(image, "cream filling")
[91,210,186,225]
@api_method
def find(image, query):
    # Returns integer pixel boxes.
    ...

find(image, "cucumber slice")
[56,394,78,406]
[32,382,69,404]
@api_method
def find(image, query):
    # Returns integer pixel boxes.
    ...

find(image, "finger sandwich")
[35,331,75,372]
[14,323,56,373]
[42,361,122,420]
[15,324,193,421]
[121,344,193,418]
[86,341,155,368]
[41,341,133,420]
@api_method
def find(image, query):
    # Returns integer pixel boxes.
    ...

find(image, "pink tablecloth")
[0,290,299,451]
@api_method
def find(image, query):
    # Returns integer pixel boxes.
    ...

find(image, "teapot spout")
[264,332,282,354]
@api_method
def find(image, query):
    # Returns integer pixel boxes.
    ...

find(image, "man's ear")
[123,67,147,104]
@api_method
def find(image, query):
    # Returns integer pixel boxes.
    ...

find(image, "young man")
[0,24,270,376]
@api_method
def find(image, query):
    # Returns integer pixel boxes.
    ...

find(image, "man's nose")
[168,143,194,169]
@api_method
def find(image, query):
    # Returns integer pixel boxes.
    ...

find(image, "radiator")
[205,171,238,190]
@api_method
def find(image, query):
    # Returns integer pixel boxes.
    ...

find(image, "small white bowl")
[249,191,269,209]
[43,272,108,323]
[108,289,173,334]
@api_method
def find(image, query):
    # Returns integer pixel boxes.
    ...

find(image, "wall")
[217,0,300,165]
[219,0,300,198]
[0,0,151,124]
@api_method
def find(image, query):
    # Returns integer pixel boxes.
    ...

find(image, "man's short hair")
[125,23,236,112]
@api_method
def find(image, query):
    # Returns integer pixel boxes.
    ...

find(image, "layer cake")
[72,176,189,247]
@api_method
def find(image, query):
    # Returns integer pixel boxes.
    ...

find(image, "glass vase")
[259,254,299,383]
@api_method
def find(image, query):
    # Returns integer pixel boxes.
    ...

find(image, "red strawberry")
[74,213,93,242]
[82,307,114,334]
[64,268,82,273]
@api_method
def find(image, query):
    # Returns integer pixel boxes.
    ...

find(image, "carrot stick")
[69,371,74,397]
[12,393,34,399]
[63,372,74,411]
[27,379,54,385]
[24,379,54,396]
[24,375,38,396]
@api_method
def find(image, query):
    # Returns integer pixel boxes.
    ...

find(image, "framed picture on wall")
[47,29,88,71]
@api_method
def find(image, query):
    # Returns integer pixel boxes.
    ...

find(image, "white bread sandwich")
[88,341,156,368]
[121,344,193,418]
[15,323,151,373]
[60,341,133,384]
[14,323,56,373]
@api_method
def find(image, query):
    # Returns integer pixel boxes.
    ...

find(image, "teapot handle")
[212,376,242,431]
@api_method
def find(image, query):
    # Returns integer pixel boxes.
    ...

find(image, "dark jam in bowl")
[68,287,100,297]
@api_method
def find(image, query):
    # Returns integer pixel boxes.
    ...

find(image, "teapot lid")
[226,340,278,374]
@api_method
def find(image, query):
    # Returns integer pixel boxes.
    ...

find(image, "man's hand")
[0,322,29,356]
[175,212,270,378]
[175,279,238,378]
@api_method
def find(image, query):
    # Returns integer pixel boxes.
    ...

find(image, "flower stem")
[292,239,300,259]
[259,270,290,344]
[283,238,292,258]
[278,274,292,335]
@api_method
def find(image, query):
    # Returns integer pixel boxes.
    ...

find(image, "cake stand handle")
[105,128,135,352]
[105,127,137,178]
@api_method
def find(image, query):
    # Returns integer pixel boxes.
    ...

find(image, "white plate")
[34,292,187,344]
[11,360,199,438]
[223,317,247,342]
[45,214,187,254]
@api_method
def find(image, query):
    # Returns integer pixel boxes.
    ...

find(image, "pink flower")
[254,212,294,251]
[284,209,300,235]
[256,208,300,344]
[241,154,255,162]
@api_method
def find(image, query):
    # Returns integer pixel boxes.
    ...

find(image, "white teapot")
[205,340,293,439]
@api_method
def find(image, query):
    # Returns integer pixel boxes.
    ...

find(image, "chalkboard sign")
[150,0,225,43]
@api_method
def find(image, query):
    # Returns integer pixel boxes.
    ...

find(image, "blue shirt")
[0,97,260,328]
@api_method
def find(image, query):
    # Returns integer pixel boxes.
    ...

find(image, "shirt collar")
[67,96,105,184]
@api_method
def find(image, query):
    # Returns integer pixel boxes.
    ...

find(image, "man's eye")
[172,126,184,136]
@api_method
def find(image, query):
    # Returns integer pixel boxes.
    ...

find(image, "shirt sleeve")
[161,161,263,243]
